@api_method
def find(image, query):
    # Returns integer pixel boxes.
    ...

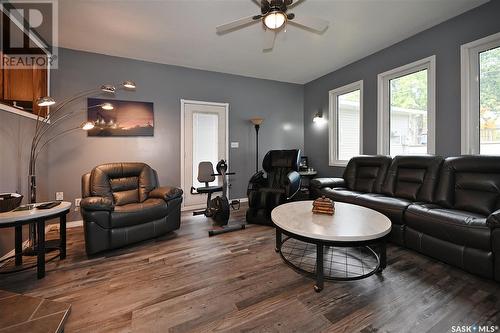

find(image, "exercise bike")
[191,160,244,236]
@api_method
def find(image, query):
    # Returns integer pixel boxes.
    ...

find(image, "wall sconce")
[313,111,326,124]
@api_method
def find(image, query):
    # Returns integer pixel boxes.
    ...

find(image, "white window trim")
[461,32,500,155]
[377,55,436,156]
[328,80,363,167]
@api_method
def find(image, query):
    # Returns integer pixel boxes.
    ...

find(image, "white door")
[181,100,228,209]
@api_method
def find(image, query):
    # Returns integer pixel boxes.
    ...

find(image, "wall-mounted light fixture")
[313,111,326,124]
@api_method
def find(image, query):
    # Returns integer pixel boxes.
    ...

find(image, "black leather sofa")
[80,162,183,255]
[246,149,301,226]
[311,155,500,282]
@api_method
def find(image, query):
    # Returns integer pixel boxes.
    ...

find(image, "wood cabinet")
[1,55,48,117]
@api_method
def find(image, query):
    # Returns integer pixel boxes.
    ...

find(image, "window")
[377,56,436,156]
[461,32,500,155]
[329,80,363,166]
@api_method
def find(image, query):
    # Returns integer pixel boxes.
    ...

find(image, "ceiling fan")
[216,0,329,51]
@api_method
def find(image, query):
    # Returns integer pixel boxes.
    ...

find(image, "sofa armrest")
[81,197,114,212]
[487,209,500,228]
[149,186,183,202]
[285,171,301,199]
[310,177,346,189]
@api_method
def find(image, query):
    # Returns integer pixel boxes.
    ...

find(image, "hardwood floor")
[1,205,500,332]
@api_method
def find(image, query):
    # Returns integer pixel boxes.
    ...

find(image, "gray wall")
[48,48,304,221]
[304,0,500,178]
[0,111,48,256]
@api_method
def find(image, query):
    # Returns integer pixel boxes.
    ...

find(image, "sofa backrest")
[435,156,500,216]
[382,156,443,202]
[343,156,392,193]
[262,149,301,189]
[89,162,158,205]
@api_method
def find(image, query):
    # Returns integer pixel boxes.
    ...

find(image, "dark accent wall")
[48,48,304,221]
[304,0,500,178]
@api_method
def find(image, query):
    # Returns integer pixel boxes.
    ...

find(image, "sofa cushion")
[405,203,490,251]
[320,188,364,204]
[343,156,392,193]
[435,156,500,216]
[111,198,169,228]
[354,193,413,225]
[382,156,443,202]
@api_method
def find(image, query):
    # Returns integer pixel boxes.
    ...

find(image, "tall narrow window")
[462,32,500,155]
[329,81,363,166]
[378,56,436,155]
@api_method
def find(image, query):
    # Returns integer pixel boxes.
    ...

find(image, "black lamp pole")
[254,123,260,173]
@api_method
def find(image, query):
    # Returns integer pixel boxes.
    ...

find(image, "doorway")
[181,100,228,210]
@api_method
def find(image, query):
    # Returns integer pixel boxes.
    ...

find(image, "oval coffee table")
[272,201,391,292]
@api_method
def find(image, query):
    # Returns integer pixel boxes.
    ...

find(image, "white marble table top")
[271,201,391,242]
[0,201,71,225]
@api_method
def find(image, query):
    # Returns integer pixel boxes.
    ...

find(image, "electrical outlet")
[56,192,64,201]
[75,198,81,207]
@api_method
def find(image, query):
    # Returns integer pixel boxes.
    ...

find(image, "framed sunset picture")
[87,98,154,137]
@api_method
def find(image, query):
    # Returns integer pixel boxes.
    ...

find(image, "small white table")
[0,202,71,279]
[272,201,391,292]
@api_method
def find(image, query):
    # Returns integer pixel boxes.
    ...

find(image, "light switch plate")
[231,142,239,148]
[55,192,64,201]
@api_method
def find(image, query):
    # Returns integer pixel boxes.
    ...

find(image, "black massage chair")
[246,149,302,226]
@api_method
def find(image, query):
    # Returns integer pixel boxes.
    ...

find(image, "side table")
[0,202,71,279]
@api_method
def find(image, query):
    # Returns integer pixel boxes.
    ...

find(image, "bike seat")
[196,186,223,194]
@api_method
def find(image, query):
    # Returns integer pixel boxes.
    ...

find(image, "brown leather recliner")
[80,162,183,255]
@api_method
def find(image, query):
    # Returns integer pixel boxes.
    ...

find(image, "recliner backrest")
[435,156,500,216]
[343,156,392,193]
[89,162,158,206]
[197,162,215,184]
[382,155,443,202]
[262,149,300,188]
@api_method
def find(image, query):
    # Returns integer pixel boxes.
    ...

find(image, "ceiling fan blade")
[251,0,261,7]
[288,15,329,33]
[263,29,276,51]
[288,0,305,8]
[216,16,260,34]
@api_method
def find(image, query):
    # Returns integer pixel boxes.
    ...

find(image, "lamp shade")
[122,80,136,89]
[80,121,95,131]
[101,103,114,110]
[313,112,326,124]
[36,96,56,107]
[250,117,264,126]
[264,11,286,30]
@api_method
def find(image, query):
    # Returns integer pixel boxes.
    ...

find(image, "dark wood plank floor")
[1,205,500,332]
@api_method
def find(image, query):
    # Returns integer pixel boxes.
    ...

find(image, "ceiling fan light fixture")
[264,11,286,30]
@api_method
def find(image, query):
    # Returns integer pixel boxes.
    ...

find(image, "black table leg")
[275,229,282,252]
[314,243,324,292]
[60,214,66,260]
[377,240,387,273]
[14,225,22,266]
[36,219,45,279]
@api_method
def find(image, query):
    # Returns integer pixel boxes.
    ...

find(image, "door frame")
[180,99,229,211]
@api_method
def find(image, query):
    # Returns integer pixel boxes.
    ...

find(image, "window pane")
[389,69,428,155]
[192,112,219,188]
[479,46,500,155]
[337,90,360,161]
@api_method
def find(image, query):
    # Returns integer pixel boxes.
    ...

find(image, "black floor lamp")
[250,117,263,173]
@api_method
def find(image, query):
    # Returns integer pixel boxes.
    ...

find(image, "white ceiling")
[58,0,488,84]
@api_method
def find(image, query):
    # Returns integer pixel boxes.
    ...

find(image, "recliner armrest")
[81,197,114,212]
[311,177,346,189]
[487,209,500,228]
[149,186,183,202]
[247,171,267,195]
[285,171,301,199]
